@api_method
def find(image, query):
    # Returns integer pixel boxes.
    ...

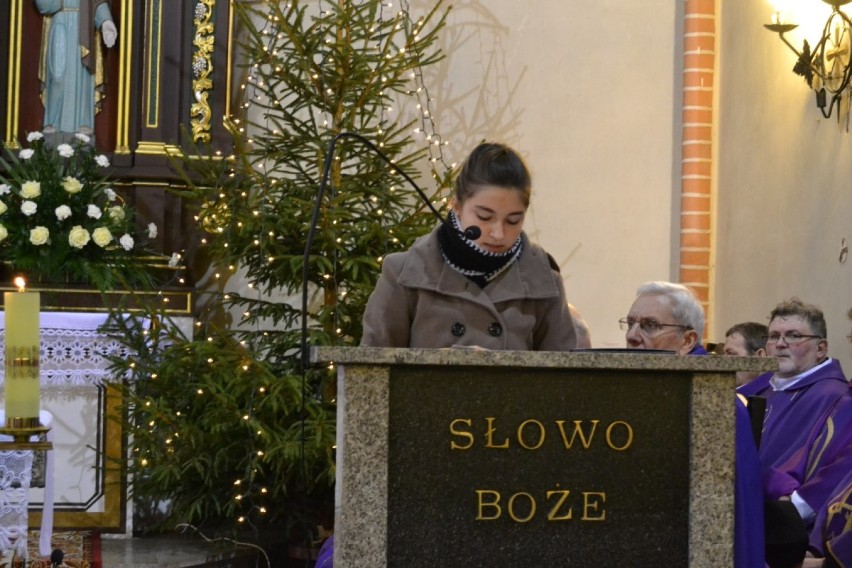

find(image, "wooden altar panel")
[2,0,235,156]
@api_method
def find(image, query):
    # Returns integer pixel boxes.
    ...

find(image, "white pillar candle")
[4,284,40,427]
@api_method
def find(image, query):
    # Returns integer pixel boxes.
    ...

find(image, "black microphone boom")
[300,131,470,371]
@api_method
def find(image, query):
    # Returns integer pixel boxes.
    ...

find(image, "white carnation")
[19,149,34,160]
[26,131,43,142]
[57,144,74,158]
[55,205,72,220]
[95,154,110,167]
[105,188,117,201]
[75,132,91,144]
[168,252,182,268]
[147,223,158,239]
[0,184,9,196]
[87,204,102,219]
[120,234,135,251]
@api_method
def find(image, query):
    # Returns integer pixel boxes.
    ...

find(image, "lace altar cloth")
[0,451,31,556]
[0,412,54,559]
[0,312,130,387]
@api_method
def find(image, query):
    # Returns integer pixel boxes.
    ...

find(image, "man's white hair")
[636,281,705,338]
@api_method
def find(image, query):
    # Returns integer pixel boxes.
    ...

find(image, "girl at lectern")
[361,142,578,351]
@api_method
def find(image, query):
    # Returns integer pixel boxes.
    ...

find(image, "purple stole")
[737,359,848,483]
[817,469,852,566]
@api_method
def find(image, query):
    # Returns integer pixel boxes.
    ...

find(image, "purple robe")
[694,346,764,567]
[735,399,766,568]
[316,534,334,568]
[737,359,848,488]
[689,344,708,355]
[799,390,852,560]
[815,469,852,566]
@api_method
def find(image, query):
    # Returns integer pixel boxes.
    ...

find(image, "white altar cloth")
[0,410,54,558]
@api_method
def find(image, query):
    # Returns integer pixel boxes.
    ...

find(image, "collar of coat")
[395,226,563,303]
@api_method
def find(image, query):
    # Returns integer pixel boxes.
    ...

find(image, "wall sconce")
[765,0,852,119]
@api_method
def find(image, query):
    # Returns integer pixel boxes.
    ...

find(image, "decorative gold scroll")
[191,0,216,142]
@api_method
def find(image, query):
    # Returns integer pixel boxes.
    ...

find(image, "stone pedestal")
[312,347,776,568]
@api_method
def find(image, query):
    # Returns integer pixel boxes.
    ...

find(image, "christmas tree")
[108,0,452,545]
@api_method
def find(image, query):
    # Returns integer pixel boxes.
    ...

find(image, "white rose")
[68,225,90,249]
[29,226,49,246]
[87,204,102,219]
[57,144,74,158]
[26,131,43,142]
[21,200,37,216]
[147,223,158,239]
[0,225,7,242]
[108,206,125,221]
[62,177,83,194]
[168,252,182,268]
[0,184,9,196]
[104,188,117,201]
[92,227,113,248]
[20,181,41,199]
[119,234,135,251]
[55,205,72,220]
[18,148,34,160]
[95,154,110,167]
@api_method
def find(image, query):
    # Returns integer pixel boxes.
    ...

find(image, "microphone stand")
[300,131,446,374]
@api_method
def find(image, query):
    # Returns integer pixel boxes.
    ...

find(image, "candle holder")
[0,417,52,450]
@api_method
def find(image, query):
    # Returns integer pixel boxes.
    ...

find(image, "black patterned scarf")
[437,210,523,288]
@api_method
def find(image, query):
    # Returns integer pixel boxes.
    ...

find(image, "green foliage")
[107,309,335,531]
[110,0,451,537]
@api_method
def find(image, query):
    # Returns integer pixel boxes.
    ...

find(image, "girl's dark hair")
[454,142,531,207]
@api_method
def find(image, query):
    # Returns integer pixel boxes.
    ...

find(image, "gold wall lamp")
[765,0,852,119]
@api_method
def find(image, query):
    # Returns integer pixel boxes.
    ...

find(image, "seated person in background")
[621,281,706,355]
[799,391,852,567]
[794,310,852,568]
[724,322,769,387]
[738,298,848,528]
[623,280,765,568]
[361,141,578,350]
[568,302,592,348]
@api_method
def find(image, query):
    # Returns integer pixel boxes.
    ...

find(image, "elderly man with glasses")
[620,280,707,355]
[621,281,765,568]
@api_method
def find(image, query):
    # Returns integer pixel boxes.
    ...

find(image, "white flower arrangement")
[0,132,158,288]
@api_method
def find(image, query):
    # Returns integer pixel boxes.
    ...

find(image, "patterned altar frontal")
[0,312,130,531]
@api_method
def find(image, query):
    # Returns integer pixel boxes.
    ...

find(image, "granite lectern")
[312,347,775,567]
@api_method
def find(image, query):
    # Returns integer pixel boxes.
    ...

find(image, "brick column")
[681,0,716,336]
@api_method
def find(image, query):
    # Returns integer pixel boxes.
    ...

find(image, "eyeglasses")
[766,333,823,345]
[619,317,691,335]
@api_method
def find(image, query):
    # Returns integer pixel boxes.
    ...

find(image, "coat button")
[488,322,503,337]
[451,322,466,337]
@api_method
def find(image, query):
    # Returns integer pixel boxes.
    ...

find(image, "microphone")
[461,225,481,240]
[300,131,476,371]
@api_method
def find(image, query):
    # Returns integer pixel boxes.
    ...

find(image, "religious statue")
[34,0,118,137]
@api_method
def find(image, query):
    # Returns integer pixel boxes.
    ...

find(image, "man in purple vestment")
[738,298,848,529]
[806,390,852,567]
[623,281,765,568]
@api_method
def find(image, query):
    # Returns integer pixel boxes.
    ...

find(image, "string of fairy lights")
[164,0,457,527]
